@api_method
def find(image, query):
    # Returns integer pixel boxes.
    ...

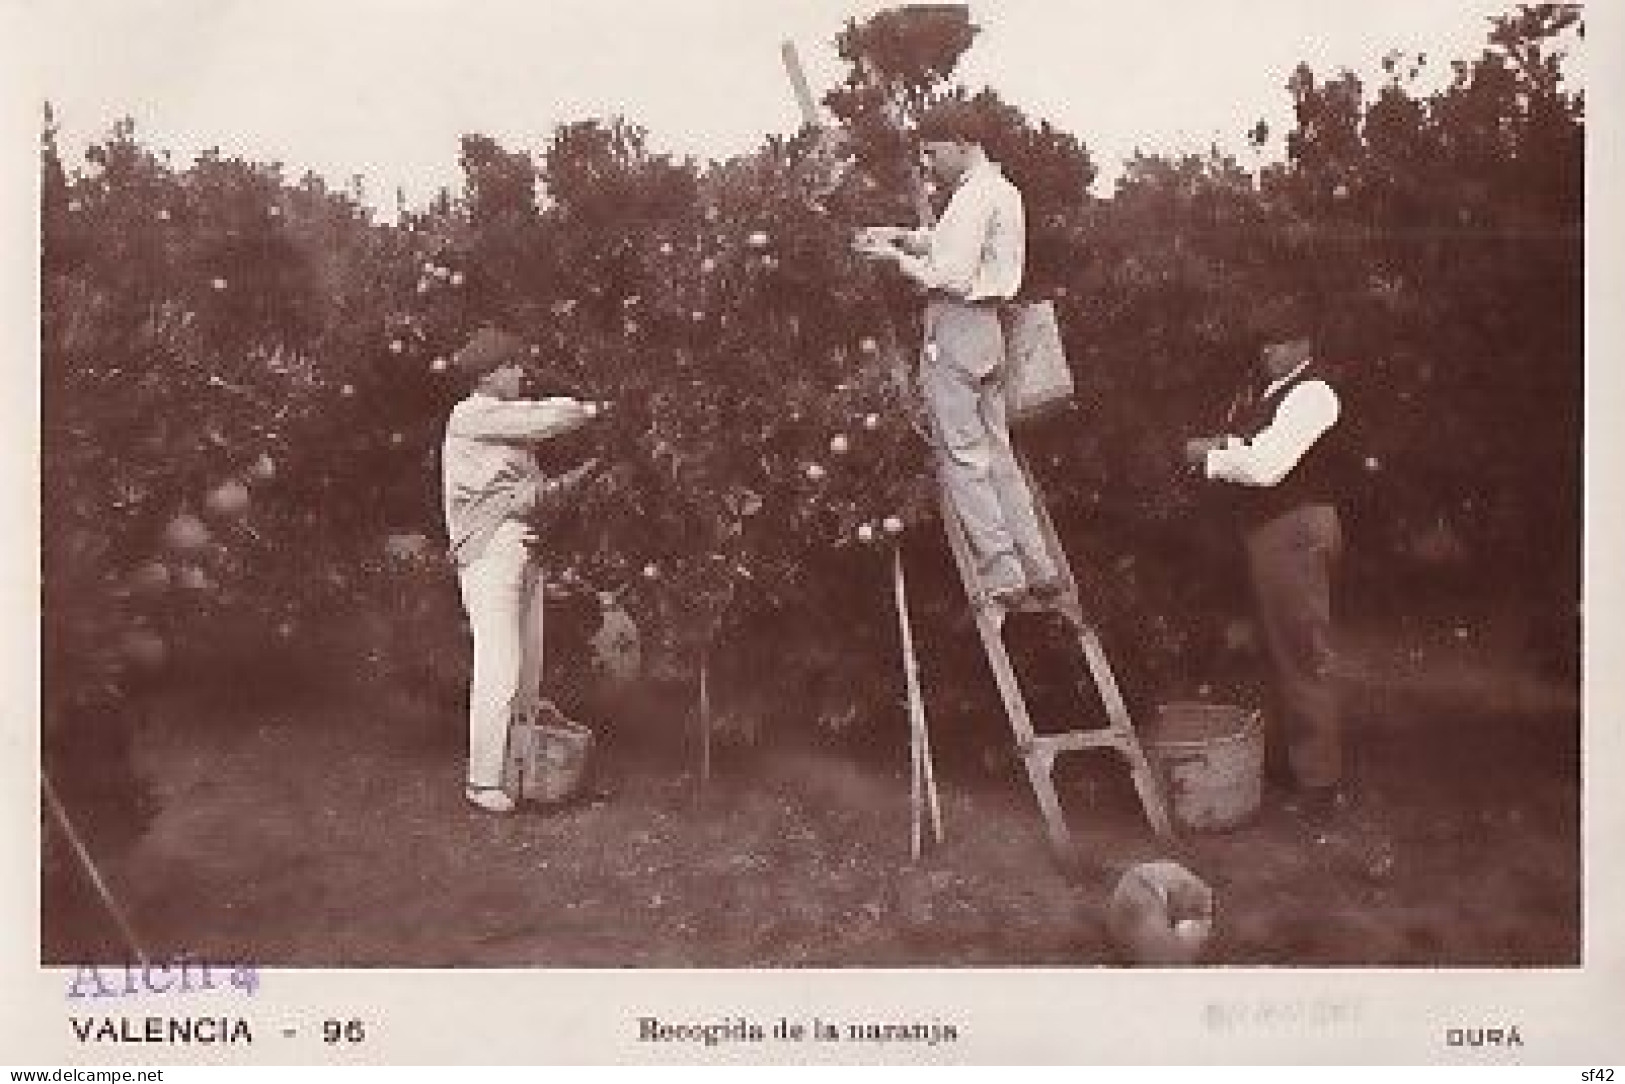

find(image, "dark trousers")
[1244,503,1343,790]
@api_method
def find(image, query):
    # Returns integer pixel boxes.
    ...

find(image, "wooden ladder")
[775,38,1171,856]
[938,453,1174,854]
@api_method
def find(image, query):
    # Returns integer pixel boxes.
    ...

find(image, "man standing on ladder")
[855,100,1062,610]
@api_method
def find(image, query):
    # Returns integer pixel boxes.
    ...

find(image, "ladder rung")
[934,457,1174,847]
[971,592,1085,625]
[1025,730,1136,759]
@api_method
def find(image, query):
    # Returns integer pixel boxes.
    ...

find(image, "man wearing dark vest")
[1186,332,1347,819]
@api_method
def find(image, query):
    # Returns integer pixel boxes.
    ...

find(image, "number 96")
[323,1019,366,1044]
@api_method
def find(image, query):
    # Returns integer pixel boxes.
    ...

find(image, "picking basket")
[1001,300,1075,423]
[504,700,594,805]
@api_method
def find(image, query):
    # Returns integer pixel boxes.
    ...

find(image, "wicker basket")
[503,700,594,805]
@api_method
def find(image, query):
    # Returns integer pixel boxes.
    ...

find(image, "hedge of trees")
[40,4,1582,841]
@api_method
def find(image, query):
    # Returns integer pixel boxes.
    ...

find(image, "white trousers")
[455,522,544,789]
[921,300,1057,592]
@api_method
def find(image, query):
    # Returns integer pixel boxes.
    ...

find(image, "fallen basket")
[504,700,595,805]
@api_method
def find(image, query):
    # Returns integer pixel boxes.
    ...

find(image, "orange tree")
[368,6,1116,735]
[40,113,421,847]
[1262,4,1583,607]
[371,116,938,725]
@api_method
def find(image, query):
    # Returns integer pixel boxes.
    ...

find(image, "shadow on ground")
[43,605,1579,968]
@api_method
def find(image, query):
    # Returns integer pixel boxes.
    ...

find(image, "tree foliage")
[40,4,1584,762]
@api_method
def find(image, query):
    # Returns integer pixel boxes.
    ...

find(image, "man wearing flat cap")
[855,99,1061,610]
[442,326,602,813]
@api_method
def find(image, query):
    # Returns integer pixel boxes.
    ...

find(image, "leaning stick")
[781,41,821,127]
[783,39,945,854]
[892,546,942,854]
[697,649,713,796]
[910,699,923,858]
[42,771,149,966]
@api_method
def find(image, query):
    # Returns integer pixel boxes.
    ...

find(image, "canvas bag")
[1000,300,1075,423]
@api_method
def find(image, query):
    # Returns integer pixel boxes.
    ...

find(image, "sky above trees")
[22,0,1547,211]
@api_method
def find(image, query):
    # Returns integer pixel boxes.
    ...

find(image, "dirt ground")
[43,602,1579,968]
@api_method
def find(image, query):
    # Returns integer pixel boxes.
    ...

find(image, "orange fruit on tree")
[205,480,251,517]
[164,513,212,552]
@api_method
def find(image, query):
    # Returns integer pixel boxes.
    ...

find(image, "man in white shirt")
[1186,333,1347,819]
[443,326,602,813]
[856,103,1060,609]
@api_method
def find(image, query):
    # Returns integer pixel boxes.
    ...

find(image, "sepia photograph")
[4,0,1618,1065]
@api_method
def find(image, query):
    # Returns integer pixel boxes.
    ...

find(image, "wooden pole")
[893,551,922,858]
[909,696,923,859]
[863,48,944,850]
[892,546,942,854]
[697,648,712,795]
[42,772,149,966]
[781,38,946,854]
[780,41,821,127]
[919,695,944,846]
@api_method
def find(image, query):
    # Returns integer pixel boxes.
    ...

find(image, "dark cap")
[913,98,987,146]
[452,326,527,377]
[1251,295,1316,347]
